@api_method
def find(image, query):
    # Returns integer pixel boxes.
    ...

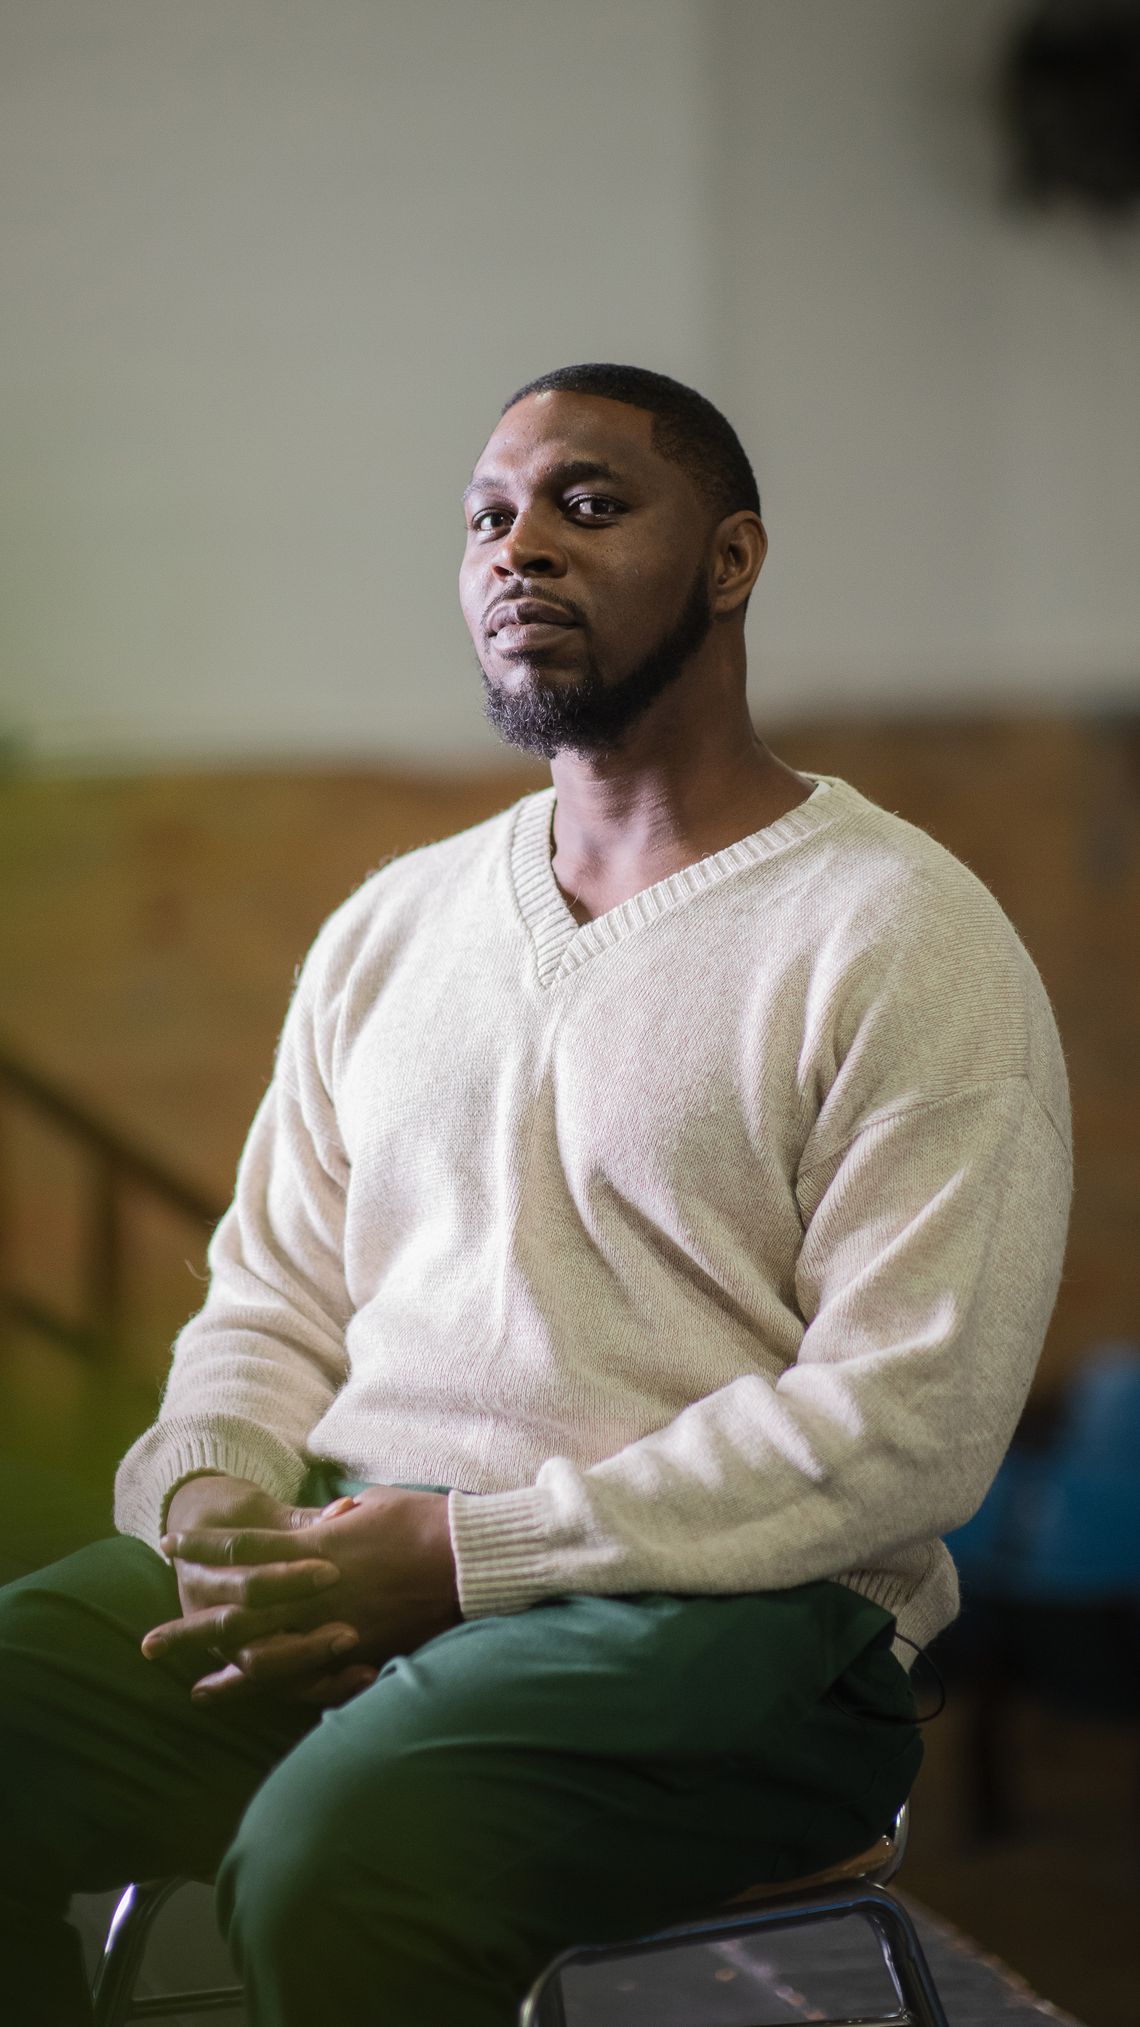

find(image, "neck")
[550,738,811,883]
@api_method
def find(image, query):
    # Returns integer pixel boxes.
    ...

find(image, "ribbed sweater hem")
[448,1491,955,1670]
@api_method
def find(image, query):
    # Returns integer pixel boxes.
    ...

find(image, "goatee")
[479,565,713,761]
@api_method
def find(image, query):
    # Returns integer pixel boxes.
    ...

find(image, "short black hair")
[501,363,761,523]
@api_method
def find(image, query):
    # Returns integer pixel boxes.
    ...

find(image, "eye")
[567,494,624,521]
[469,507,512,535]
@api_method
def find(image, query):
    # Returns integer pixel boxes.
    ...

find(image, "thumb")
[285,1501,336,1531]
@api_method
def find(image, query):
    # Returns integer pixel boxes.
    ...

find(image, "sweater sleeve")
[447,1073,1072,1616]
[113,920,354,1552]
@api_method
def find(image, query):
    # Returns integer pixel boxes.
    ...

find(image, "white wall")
[1,0,1137,768]
[0,0,715,765]
[721,0,1140,717]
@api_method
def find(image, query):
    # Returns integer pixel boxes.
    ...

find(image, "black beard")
[478,565,713,761]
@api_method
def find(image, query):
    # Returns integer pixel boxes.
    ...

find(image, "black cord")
[826,1630,947,1726]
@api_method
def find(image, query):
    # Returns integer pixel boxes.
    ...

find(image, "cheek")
[618,566,683,636]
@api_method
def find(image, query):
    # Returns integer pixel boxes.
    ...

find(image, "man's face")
[459,391,715,760]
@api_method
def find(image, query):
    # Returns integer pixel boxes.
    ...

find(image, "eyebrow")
[462,458,628,508]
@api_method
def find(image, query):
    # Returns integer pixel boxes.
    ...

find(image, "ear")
[711,512,767,617]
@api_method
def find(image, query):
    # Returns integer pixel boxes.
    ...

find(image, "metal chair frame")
[519,1848,950,2027]
[93,1802,948,2027]
[92,1876,240,2023]
[519,1808,945,2027]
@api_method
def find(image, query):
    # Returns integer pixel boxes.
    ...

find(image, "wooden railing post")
[86,1154,123,1358]
[0,1042,224,1367]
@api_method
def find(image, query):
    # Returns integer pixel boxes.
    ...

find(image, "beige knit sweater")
[114,775,1072,1658]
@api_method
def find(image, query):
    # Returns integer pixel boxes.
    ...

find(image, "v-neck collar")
[509,775,845,988]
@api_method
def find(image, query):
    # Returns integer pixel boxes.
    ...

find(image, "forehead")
[470,391,666,492]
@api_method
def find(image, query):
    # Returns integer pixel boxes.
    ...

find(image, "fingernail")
[330,1630,358,1654]
[321,1496,356,1517]
[311,1567,341,1590]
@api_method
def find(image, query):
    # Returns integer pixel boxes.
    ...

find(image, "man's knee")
[214,1727,523,1975]
[0,1535,177,1736]
[0,1535,177,1640]
[216,1733,433,1937]
[214,1738,555,2027]
[0,1537,220,1893]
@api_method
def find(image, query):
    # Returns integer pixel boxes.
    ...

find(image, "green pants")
[0,1465,922,2027]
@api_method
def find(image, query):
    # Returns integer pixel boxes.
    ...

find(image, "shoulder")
[293,793,526,995]
[810,778,1020,946]
[276,795,527,1091]
[798,779,1070,1146]
[810,777,1047,1000]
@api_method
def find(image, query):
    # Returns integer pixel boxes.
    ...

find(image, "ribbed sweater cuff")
[448,1486,558,1616]
[113,1420,307,1554]
[447,1490,959,1658]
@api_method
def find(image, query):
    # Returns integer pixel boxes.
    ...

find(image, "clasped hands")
[140,1480,461,1710]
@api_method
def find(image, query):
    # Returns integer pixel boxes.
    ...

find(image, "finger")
[291,1503,332,1523]
[192,1662,378,1710]
[160,1527,328,1565]
[190,1662,253,1704]
[177,1559,342,1610]
[229,1625,362,1685]
[141,1594,333,1659]
[191,1627,362,1696]
[291,1666,379,1707]
[142,1616,196,1651]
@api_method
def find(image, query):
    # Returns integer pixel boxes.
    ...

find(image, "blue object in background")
[944,1340,1140,1603]
[939,1342,1140,1826]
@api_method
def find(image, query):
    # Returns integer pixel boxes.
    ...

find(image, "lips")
[488,598,578,636]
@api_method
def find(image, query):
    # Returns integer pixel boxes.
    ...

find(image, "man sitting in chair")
[0,365,1071,2027]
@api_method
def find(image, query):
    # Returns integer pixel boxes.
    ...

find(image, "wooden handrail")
[0,1042,225,1361]
[0,1046,223,1226]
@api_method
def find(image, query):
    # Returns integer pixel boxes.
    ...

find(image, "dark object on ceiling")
[1001,3,1140,212]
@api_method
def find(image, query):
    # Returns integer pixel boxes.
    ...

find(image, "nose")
[492,503,567,581]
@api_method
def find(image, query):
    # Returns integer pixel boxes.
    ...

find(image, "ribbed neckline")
[510,773,849,987]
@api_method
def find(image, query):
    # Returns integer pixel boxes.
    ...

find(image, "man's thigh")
[216,1579,922,2020]
[0,1531,314,1901]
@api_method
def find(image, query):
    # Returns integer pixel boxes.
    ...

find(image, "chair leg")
[859,1889,951,2027]
[91,1878,187,2027]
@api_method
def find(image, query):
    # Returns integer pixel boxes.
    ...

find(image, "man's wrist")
[412,1489,462,1621]
[163,1472,228,1534]
[432,1492,462,1615]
